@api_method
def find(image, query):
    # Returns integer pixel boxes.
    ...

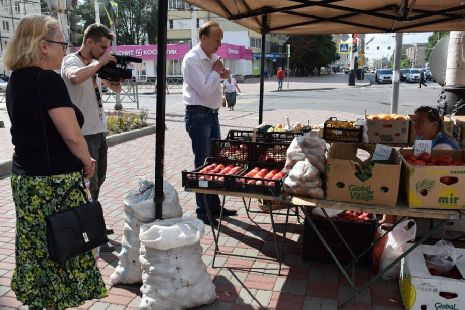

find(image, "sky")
[364,32,432,60]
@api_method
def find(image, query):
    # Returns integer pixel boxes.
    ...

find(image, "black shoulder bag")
[36,71,108,264]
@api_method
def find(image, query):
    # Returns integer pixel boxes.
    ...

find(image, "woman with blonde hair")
[4,14,107,309]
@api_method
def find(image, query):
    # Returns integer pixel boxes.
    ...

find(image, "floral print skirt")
[10,172,107,310]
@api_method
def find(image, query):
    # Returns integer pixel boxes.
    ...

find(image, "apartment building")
[162,0,287,78]
[405,43,427,68]
[0,0,41,73]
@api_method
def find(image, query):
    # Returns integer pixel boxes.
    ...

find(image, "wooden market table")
[291,196,463,308]
[185,188,292,275]
[185,187,464,308]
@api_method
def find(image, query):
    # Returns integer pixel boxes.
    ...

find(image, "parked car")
[376,69,393,84]
[424,69,432,80]
[0,78,7,92]
[406,68,421,83]
[400,69,409,82]
[0,74,9,82]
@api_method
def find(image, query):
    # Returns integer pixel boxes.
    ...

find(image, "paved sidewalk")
[0,107,403,309]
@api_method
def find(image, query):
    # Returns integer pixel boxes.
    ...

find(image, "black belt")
[186,105,219,113]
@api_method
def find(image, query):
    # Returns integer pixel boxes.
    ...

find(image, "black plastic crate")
[230,163,286,196]
[227,129,303,145]
[182,158,247,191]
[323,117,363,143]
[211,139,254,162]
[226,130,263,142]
[302,213,376,267]
[255,142,288,166]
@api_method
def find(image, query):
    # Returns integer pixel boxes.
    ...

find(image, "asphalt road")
[108,73,443,117]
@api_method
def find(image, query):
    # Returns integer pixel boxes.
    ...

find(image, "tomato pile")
[404,153,465,166]
[196,163,243,182]
[242,167,286,186]
[335,211,372,222]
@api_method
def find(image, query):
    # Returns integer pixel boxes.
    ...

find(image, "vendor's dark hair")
[414,105,444,131]
[83,23,114,42]
[199,21,220,38]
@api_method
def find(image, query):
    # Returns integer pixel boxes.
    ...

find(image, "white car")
[406,68,421,83]
[376,69,393,84]
[0,78,7,92]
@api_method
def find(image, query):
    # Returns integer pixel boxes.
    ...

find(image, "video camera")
[96,54,142,82]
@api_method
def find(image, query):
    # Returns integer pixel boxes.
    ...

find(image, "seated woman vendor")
[413,105,460,150]
[380,106,460,224]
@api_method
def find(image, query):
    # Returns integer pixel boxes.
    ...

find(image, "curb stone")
[0,124,156,178]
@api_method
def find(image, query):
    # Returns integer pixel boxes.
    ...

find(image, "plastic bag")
[425,239,457,275]
[375,219,417,280]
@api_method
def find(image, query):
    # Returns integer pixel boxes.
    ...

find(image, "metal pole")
[391,33,403,114]
[94,0,100,24]
[348,34,355,86]
[111,23,121,108]
[190,5,197,47]
[154,0,168,220]
[286,44,290,89]
[259,14,267,125]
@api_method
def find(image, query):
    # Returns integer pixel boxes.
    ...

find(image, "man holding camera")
[61,23,122,250]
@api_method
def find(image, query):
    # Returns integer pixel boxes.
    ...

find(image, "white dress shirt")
[182,44,222,109]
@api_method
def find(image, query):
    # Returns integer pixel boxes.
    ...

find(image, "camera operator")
[61,23,122,251]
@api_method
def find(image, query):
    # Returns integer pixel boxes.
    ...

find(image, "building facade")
[165,0,287,78]
[0,0,41,74]
[405,43,427,68]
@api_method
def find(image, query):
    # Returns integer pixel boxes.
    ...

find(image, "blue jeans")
[185,107,221,215]
[278,78,283,89]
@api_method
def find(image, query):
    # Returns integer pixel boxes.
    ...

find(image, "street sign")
[339,43,349,54]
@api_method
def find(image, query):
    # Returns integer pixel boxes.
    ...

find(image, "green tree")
[287,35,336,76]
[74,0,158,46]
[425,32,449,63]
[401,59,412,68]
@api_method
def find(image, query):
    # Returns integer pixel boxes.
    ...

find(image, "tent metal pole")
[154,0,168,220]
[259,14,268,125]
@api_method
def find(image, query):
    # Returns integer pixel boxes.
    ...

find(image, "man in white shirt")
[183,21,237,225]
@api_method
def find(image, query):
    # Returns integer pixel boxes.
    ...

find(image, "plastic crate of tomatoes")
[210,139,254,162]
[182,158,247,191]
[255,142,289,166]
[226,129,302,145]
[230,163,287,196]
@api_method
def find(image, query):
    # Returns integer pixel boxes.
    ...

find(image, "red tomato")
[418,152,431,162]
[406,154,417,162]
[438,155,454,165]
[414,159,426,166]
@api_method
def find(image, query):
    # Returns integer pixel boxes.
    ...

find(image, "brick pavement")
[0,87,404,309]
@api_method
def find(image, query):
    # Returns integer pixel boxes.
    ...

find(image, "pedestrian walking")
[277,67,284,90]
[223,75,241,111]
[61,23,123,251]
[419,70,427,88]
[264,67,268,79]
[182,21,238,225]
[5,14,107,309]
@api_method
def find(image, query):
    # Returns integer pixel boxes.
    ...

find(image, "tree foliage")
[401,59,412,68]
[287,35,336,76]
[425,32,449,63]
[73,0,158,46]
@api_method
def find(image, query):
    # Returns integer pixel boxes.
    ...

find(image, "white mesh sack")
[109,179,183,286]
[139,216,216,310]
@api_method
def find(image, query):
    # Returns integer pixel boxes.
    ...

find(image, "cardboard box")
[325,143,402,206]
[401,149,465,209]
[367,118,410,144]
[400,243,465,310]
